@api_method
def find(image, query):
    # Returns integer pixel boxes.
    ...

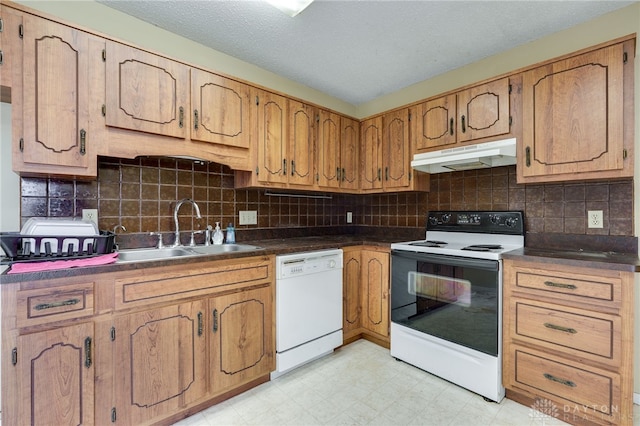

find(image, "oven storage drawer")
[511,299,620,366]
[512,267,621,308]
[510,345,621,424]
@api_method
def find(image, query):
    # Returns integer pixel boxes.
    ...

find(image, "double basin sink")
[117,244,264,263]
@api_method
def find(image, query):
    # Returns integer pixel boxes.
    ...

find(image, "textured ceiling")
[97,0,635,105]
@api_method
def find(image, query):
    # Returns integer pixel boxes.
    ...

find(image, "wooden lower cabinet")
[503,258,634,426]
[113,300,208,425]
[210,285,273,394]
[2,255,275,426]
[342,246,390,347]
[16,322,95,425]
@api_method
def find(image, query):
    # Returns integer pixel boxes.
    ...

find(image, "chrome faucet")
[172,198,202,247]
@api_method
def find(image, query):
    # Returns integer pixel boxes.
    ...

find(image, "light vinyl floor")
[174,340,638,426]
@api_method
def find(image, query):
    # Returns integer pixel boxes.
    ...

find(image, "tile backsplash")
[20,159,633,240]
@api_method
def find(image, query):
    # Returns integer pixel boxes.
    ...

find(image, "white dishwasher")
[273,249,343,378]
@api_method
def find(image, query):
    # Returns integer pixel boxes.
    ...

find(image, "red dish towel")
[7,252,119,274]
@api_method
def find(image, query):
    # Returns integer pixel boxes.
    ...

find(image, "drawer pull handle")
[212,309,218,333]
[197,312,203,336]
[544,373,576,388]
[544,322,577,334]
[34,298,80,310]
[544,281,577,290]
[84,337,92,368]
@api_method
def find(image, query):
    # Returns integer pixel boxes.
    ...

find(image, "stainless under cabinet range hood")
[411,138,517,174]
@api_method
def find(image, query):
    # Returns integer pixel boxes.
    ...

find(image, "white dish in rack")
[20,218,99,254]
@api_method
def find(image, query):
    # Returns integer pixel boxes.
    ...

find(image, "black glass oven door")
[391,250,500,356]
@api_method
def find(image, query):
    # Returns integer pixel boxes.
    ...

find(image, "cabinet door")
[360,117,383,191]
[340,116,360,191]
[256,90,288,184]
[191,69,251,148]
[343,248,362,340]
[521,43,626,179]
[210,285,274,393]
[16,323,94,425]
[113,300,208,425]
[20,15,100,174]
[0,6,23,90]
[382,109,411,190]
[288,100,315,186]
[316,109,341,188]
[361,250,390,337]
[414,94,457,150]
[457,77,510,142]
[105,40,189,138]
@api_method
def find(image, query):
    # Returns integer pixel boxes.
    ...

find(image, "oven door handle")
[391,249,499,271]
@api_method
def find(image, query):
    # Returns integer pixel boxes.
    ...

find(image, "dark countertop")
[3,233,639,283]
[502,247,640,272]
[0,235,396,284]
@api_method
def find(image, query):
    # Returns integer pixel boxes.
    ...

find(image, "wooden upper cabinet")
[288,99,316,186]
[255,90,288,184]
[105,40,189,138]
[17,15,103,176]
[191,69,251,148]
[413,77,511,152]
[0,5,23,91]
[382,109,411,190]
[360,116,383,191]
[519,40,633,183]
[316,109,341,188]
[340,116,360,191]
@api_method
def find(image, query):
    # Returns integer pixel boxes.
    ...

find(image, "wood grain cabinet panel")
[105,40,189,139]
[503,259,634,426]
[360,116,383,191]
[342,247,362,342]
[361,249,390,339]
[113,299,208,425]
[519,39,634,183]
[340,116,360,191]
[191,69,252,149]
[288,99,316,186]
[210,285,274,394]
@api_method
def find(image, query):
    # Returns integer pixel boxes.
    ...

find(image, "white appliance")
[273,249,343,378]
[411,138,517,174]
[390,211,524,402]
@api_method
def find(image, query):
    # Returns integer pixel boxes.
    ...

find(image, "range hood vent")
[411,138,517,174]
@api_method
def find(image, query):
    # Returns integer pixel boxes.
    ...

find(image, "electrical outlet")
[346,212,353,224]
[588,210,603,229]
[82,209,99,227]
[239,210,257,225]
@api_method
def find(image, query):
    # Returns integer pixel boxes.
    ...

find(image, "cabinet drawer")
[513,268,620,305]
[17,282,94,328]
[513,347,620,423]
[513,300,618,361]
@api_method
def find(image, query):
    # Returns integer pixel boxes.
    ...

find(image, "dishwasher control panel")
[276,249,343,279]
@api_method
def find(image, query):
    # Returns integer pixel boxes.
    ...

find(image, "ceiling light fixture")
[265,0,314,17]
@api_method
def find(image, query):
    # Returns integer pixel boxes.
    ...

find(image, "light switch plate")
[346,212,353,223]
[82,209,99,227]
[239,210,257,225]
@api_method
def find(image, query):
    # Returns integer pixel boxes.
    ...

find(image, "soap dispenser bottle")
[225,223,236,244]
[212,222,224,245]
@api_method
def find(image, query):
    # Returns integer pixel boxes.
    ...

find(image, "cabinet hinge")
[255,167,259,175]
[102,49,106,62]
[509,84,512,94]
[19,138,24,152]
[110,326,116,341]
[255,95,259,106]
[18,23,23,39]
[0,17,4,33]
[509,116,512,126]
[111,407,117,423]
[623,51,628,64]
[623,149,628,159]
[11,347,17,365]
[0,50,3,66]
[408,112,411,121]
[102,104,106,117]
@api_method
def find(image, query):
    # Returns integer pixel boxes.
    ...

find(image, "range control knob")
[490,215,501,225]
[441,213,451,223]
[505,217,517,228]
[429,216,439,225]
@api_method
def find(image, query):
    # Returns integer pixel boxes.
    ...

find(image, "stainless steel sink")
[188,244,264,255]
[116,244,264,263]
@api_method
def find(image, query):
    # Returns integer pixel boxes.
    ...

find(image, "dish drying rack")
[0,231,115,263]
